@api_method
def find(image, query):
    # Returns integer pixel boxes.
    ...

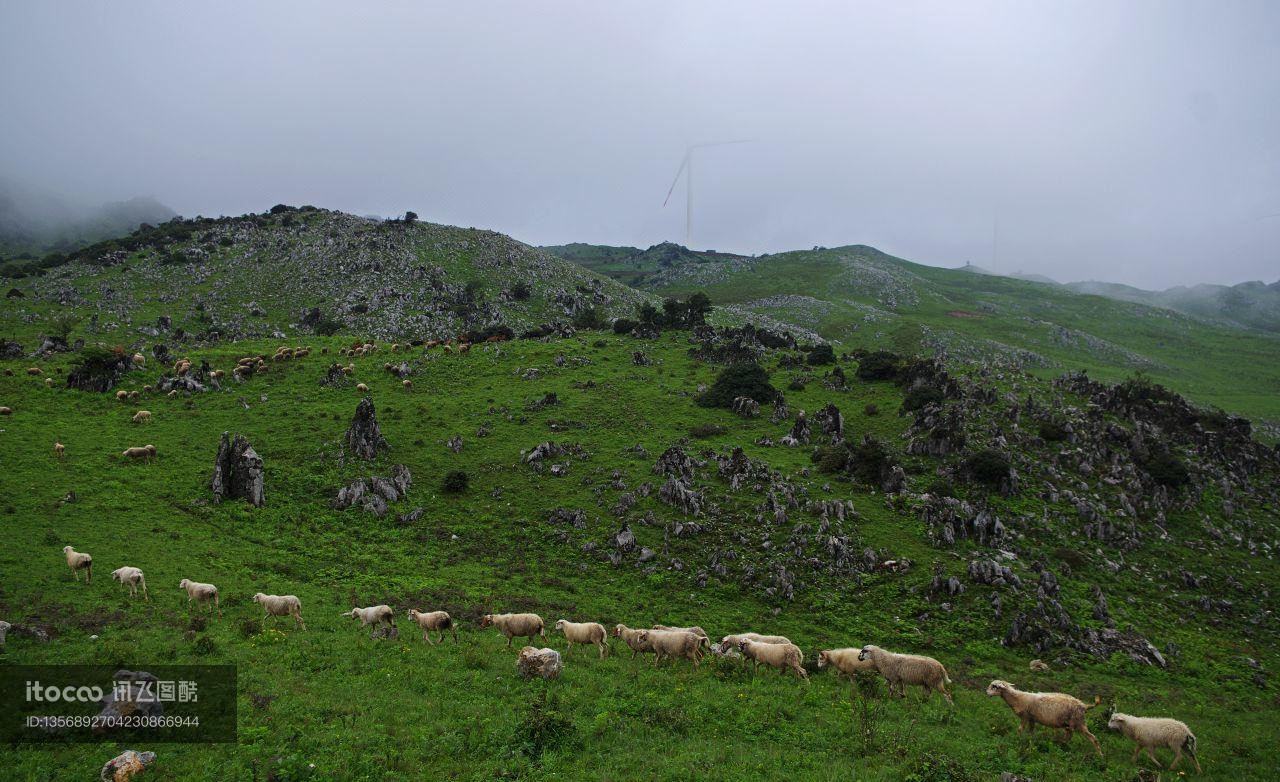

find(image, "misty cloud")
[1,1,1276,288]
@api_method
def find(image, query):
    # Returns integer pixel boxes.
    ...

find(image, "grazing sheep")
[356,383,369,393]
[121,444,157,463]
[653,624,710,645]
[63,545,93,583]
[516,646,563,679]
[26,367,42,376]
[407,609,457,644]
[128,391,140,401]
[179,579,222,617]
[985,679,1102,757]
[347,605,394,629]
[0,620,10,647]
[54,441,65,461]
[167,390,178,399]
[402,379,412,390]
[111,566,149,600]
[555,619,609,658]
[858,645,953,703]
[142,385,153,393]
[641,629,704,668]
[738,639,807,679]
[253,593,305,629]
[479,613,546,646]
[721,632,791,649]
[132,352,145,367]
[45,377,53,388]
[132,410,152,424]
[116,390,129,401]
[818,648,877,680]
[613,624,657,659]
[0,406,11,415]
[1029,659,1051,672]
[1108,712,1201,772]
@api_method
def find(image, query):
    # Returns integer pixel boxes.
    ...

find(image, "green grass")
[559,244,1280,439]
[1,331,1276,780]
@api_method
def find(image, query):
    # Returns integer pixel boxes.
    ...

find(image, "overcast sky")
[2,1,1277,288]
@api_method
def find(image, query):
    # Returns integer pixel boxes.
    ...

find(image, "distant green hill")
[543,242,749,287]
[0,177,176,260]
[1064,278,1280,333]
[554,243,1280,437]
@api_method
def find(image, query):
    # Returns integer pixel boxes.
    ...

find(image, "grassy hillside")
[1065,278,1280,334]
[1,324,1277,780]
[3,208,649,340]
[552,244,1280,439]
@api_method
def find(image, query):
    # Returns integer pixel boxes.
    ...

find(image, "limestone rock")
[211,432,264,507]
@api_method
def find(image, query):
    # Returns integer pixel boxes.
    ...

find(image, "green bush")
[690,423,728,438]
[901,385,944,413]
[788,378,806,391]
[1142,451,1190,488]
[696,362,780,408]
[1037,419,1070,442]
[511,281,532,301]
[864,403,880,416]
[806,344,835,365]
[812,445,849,474]
[442,470,470,494]
[613,318,638,335]
[572,306,607,330]
[847,436,895,486]
[856,350,901,381]
[961,449,1011,489]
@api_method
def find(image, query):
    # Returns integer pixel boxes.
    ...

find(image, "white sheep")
[479,613,545,646]
[858,645,953,704]
[738,639,808,679]
[1108,712,1200,772]
[985,679,1102,756]
[721,632,791,648]
[179,579,222,617]
[111,566,149,600]
[132,410,152,424]
[347,605,394,629]
[0,406,11,415]
[254,593,306,629]
[1029,659,1051,671]
[407,609,457,644]
[121,444,157,462]
[613,624,656,659]
[555,619,609,658]
[132,353,145,367]
[818,647,877,680]
[640,629,704,668]
[54,442,65,461]
[0,620,11,647]
[63,545,93,583]
[356,383,369,393]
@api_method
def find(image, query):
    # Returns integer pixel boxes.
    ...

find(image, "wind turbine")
[662,140,751,247]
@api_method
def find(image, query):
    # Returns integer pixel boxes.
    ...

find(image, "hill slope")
[551,243,1280,437]
[2,208,648,343]
[1064,278,1280,334]
[1,326,1277,779]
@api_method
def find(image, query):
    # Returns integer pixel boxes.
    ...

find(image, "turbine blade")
[663,153,689,207]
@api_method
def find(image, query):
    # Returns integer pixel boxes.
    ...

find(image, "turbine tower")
[663,140,751,247]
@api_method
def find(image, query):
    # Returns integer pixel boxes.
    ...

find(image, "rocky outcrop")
[345,397,389,460]
[210,432,264,507]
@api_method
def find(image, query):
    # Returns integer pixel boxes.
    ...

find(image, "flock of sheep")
[40,545,1204,773]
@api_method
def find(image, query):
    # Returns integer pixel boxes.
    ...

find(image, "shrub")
[812,445,849,474]
[901,385,944,413]
[571,306,607,330]
[864,403,879,416]
[690,423,728,438]
[788,378,807,392]
[847,437,895,486]
[613,318,638,335]
[856,350,901,381]
[925,478,954,498]
[514,691,575,759]
[192,635,217,656]
[807,344,835,365]
[1037,419,1069,442]
[1142,452,1190,488]
[239,619,262,639]
[696,362,780,408]
[961,449,1011,489]
[442,470,470,494]
[511,281,532,301]
[312,317,343,337]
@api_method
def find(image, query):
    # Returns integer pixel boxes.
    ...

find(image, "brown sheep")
[479,613,546,646]
[986,679,1102,757]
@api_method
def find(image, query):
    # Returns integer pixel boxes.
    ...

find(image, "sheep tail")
[1084,695,1101,710]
